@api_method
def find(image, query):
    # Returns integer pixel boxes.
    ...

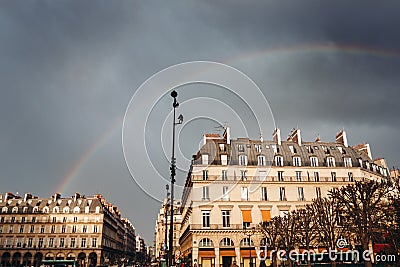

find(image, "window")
[83,225,87,233]
[278,171,284,181]
[92,238,97,248]
[199,238,213,247]
[221,155,228,165]
[70,238,76,248]
[331,172,337,182]
[8,225,13,233]
[238,144,244,152]
[293,156,301,167]
[40,225,45,233]
[202,170,208,180]
[202,210,210,228]
[31,217,36,223]
[73,217,78,223]
[93,225,98,233]
[219,143,225,151]
[314,172,320,182]
[327,157,335,167]
[52,217,57,223]
[221,170,227,180]
[0,217,4,223]
[279,187,286,201]
[202,186,209,200]
[255,144,262,153]
[61,225,66,233]
[306,145,313,153]
[242,210,252,228]
[222,210,230,227]
[271,144,277,153]
[63,217,67,222]
[49,238,54,248]
[275,156,283,166]
[220,238,234,247]
[63,207,70,213]
[201,154,209,165]
[30,225,34,233]
[310,157,318,167]
[222,186,229,201]
[11,217,15,223]
[261,187,268,201]
[81,238,86,248]
[288,145,294,154]
[19,225,24,233]
[0,226,2,233]
[240,237,254,247]
[72,225,77,233]
[298,187,304,201]
[241,187,249,201]
[348,172,354,182]
[12,207,18,213]
[73,206,80,213]
[38,238,44,248]
[259,171,266,181]
[21,217,25,223]
[344,157,352,167]
[51,225,55,233]
[1,207,8,213]
[43,207,49,213]
[316,187,322,198]
[239,155,248,166]
[60,238,65,248]
[241,170,247,181]
[296,171,302,181]
[258,155,266,166]
[27,238,33,248]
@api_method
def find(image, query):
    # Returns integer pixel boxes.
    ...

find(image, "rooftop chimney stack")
[54,193,61,201]
[273,128,281,145]
[354,143,372,159]
[24,193,32,202]
[223,126,231,145]
[74,192,80,202]
[336,130,348,147]
[287,128,302,146]
[203,133,221,145]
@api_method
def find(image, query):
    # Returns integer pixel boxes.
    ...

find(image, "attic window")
[255,144,262,153]
[219,143,225,151]
[238,144,244,152]
[288,145,294,154]
[313,146,319,150]
[201,154,209,165]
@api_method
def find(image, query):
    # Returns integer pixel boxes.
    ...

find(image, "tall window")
[73,217,78,223]
[72,225,76,233]
[200,238,213,247]
[70,238,76,248]
[238,144,244,152]
[255,144,262,153]
[202,186,209,200]
[19,225,24,233]
[83,225,87,233]
[239,155,248,166]
[81,238,87,248]
[221,155,228,165]
[314,172,320,182]
[279,187,286,201]
[258,155,266,166]
[30,225,34,233]
[293,156,301,167]
[259,171,266,181]
[9,225,13,233]
[348,172,354,182]
[278,171,284,181]
[40,225,45,233]
[202,210,210,227]
[221,170,227,180]
[298,187,304,201]
[327,157,335,167]
[222,210,230,227]
[51,225,55,233]
[61,225,66,233]
[241,170,247,181]
[202,170,208,180]
[222,186,229,201]
[27,238,33,248]
[202,154,209,165]
[38,238,44,248]
[241,187,249,201]
[92,238,97,248]
[316,187,322,198]
[344,157,352,167]
[331,172,337,182]
[275,156,283,166]
[261,187,268,201]
[48,238,54,248]
[220,238,234,247]
[93,225,98,233]
[288,145,295,154]
[60,238,65,248]
[296,171,302,181]
[310,157,318,167]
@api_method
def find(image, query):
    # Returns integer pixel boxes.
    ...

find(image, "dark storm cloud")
[0,0,399,242]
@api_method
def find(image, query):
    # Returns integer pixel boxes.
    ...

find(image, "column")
[214,247,219,267]
[234,246,240,264]
[192,247,199,267]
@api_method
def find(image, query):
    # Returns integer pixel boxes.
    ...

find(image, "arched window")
[199,238,213,247]
[12,207,18,213]
[73,206,80,213]
[53,207,59,213]
[275,156,283,166]
[42,207,49,213]
[2,207,8,213]
[63,207,70,213]
[260,237,271,247]
[240,237,254,247]
[33,207,39,213]
[220,237,234,247]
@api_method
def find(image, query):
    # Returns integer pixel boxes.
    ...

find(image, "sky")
[1,0,400,243]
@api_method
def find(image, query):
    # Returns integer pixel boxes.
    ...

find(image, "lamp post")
[244,226,256,267]
[164,185,170,266]
[168,90,183,267]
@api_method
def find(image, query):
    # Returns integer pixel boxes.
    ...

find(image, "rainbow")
[55,43,400,194]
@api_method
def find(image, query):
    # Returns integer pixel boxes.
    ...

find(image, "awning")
[198,250,215,258]
[240,250,256,257]
[242,210,252,223]
[219,250,236,257]
[261,210,271,222]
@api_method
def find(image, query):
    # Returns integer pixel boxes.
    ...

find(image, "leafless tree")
[260,217,281,267]
[297,206,319,267]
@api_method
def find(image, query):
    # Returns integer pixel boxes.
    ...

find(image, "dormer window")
[275,156,283,166]
[219,143,225,151]
[271,145,277,153]
[293,156,301,167]
[327,157,335,167]
[255,144,262,153]
[288,145,294,154]
[310,156,318,167]
[257,155,266,166]
[221,155,228,165]
[238,144,244,152]
[306,145,313,153]
[241,170,247,181]
[12,207,18,213]
[337,147,343,153]
[201,154,209,165]
[344,157,352,167]
[239,155,248,166]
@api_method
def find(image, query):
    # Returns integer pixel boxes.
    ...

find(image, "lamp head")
[171,90,178,98]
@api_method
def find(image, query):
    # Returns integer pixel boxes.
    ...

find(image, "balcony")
[191,224,244,230]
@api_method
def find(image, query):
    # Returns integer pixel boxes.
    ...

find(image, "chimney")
[24,193,32,202]
[287,128,302,146]
[5,192,15,200]
[373,158,387,169]
[54,193,61,201]
[315,135,321,142]
[336,130,348,147]
[272,128,281,145]
[203,133,220,145]
[74,192,80,201]
[223,126,231,145]
[353,143,372,159]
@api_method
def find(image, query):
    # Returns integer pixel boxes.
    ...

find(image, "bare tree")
[330,180,392,267]
[277,211,301,267]
[297,206,319,267]
[260,217,281,267]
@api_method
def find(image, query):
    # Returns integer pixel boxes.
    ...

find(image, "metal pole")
[164,185,169,266]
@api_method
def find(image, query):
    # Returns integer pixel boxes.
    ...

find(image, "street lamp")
[164,185,170,266]
[244,226,256,267]
[168,90,183,267]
